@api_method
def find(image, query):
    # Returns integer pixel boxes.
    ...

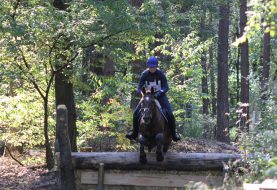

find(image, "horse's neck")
[153,106,163,122]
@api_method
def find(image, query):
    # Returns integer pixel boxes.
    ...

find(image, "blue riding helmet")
[147,56,158,68]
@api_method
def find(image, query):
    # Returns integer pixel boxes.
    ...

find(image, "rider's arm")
[160,72,169,95]
[137,71,147,95]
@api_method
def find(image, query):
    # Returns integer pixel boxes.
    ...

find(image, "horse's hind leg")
[138,135,147,164]
[155,133,164,162]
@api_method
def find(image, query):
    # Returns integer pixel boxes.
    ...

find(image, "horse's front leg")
[138,135,147,164]
[155,133,164,162]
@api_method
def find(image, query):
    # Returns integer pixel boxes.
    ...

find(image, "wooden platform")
[57,152,241,189]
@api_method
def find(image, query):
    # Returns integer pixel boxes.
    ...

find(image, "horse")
[138,87,172,164]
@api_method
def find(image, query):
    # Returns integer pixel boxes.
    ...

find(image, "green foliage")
[247,0,277,37]
[0,88,55,150]
[75,72,134,151]
[265,157,277,178]
[240,128,277,183]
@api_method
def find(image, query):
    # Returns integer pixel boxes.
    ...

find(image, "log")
[70,152,241,171]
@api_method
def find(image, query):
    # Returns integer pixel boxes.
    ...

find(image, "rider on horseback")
[126,56,181,142]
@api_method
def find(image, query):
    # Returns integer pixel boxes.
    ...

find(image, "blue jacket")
[137,69,169,97]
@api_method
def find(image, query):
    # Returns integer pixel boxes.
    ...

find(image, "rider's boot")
[126,115,139,140]
[168,112,181,142]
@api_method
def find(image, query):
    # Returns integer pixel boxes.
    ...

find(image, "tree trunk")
[53,0,77,152]
[235,25,240,104]
[201,56,209,116]
[239,0,249,131]
[261,26,271,102]
[130,0,144,109]
[201,52,210,138]
[216,3,230,143]
[44,98,54,169]
[130,58,144,109]
[55,72,77,151]
[200,14,209,117]
[236,45,240,103]
[85,48,115,76]
[209,46,216,118]
[209,45,217,138]
[80,46,93,96]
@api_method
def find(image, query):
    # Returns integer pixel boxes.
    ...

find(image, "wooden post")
[57,105,76,190]
[97,163,105,190]
[222,162,228,184]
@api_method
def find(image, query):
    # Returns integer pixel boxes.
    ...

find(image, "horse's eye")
[150,104,155,109]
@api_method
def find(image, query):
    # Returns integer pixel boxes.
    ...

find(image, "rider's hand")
[154,91,162,98]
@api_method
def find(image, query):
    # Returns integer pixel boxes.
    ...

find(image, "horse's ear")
[142,87,146,96]
[150,87,155,94]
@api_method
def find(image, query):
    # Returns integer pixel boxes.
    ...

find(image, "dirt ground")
[0,156,58,190]
[0,138,239,190]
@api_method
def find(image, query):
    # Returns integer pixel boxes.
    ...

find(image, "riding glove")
[154,90,163,98]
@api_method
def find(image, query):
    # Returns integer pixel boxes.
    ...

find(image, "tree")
[53,0,78,152]
[209,44,216,118]
[130,0,145,109]
[200,11,210,138]
[261,24,271,103]
[216,1,230,143]
[200,12,209,117]
[1,0,60,169]
[239,0,250,130]
[207,12,217,119]
[1,0,81,168]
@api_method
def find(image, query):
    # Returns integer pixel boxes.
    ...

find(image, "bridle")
[140,94,156,125]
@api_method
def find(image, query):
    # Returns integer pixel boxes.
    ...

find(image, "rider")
[126,56,181,142]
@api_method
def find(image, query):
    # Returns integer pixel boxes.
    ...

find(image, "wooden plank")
[80,170,222,187]
[70,152,241,171]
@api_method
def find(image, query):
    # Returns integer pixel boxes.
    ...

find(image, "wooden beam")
[79,170,222,187]
[70,152,241,171]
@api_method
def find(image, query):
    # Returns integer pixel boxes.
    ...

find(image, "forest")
[0,0,276,189]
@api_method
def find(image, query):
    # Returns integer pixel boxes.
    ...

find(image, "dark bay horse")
[138,87,172,164]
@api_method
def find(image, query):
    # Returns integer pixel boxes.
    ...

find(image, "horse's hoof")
[140,156,147,164]
[156,153,164,162]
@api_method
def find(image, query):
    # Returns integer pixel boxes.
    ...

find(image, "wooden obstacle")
[55,105,241,189]
[57,151,241,190]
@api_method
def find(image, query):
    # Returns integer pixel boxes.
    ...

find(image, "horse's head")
[140,87,156,125]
